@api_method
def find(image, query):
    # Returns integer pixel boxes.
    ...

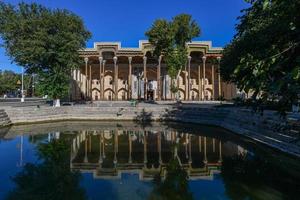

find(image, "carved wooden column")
[187,56,191,101]
[157,55,162,100]
[128,57,132,100]
[143,131,147,166]
[113,130,118,165]
[199,136,202,152]
[98,134,103,165]
[102,60,106,99]
[84,57,88,99]
[158,132,162,164]
[89,64,92,99]
[218,141,222,163]
[143,56,147,100]
[185,64,188,100]
[202,56,207,100]
[128,133,132,164]
[212,64,215,100]
[198,64,201,101]
[113,56,118,100]
[188,134,192,165]
[204,136,207,164]
[217,56,222,98]
[99,57,103,100]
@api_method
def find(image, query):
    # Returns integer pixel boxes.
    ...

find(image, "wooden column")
[89,65,92,99]
[128,57,132,100]
[143,131,147,165]
[84,57,88,99]
[188,134,192,165]
[204,136,207,164]
[185,64,188,100]
[84,132,88,163]
[128,133,132,163]
[113,56,118,100]
[199,136,202,152]
[217,56,222,98]
[99,57,103,100]
[187,56,191,101]
[102,60,106,100]
[99,134,103,165]
[218,141,222,163]
[198,64,201,101]
[202,56,207,100]
[114,130,118,165]
[143,56,147,100]
[157,55,162,101]
[212,64,215,100]
[158,132,162,164]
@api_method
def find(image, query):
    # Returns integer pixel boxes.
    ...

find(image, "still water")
[0,121,299,200]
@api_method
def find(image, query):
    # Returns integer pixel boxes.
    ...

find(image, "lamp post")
[21,67,24,102]
[32,74,35,97]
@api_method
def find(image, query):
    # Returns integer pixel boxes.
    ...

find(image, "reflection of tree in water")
[221,154,300,200]
[6,139,86,200]
[134,108,153,129]
[149,144,193,200]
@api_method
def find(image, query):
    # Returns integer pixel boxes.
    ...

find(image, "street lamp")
[21,67,24,102]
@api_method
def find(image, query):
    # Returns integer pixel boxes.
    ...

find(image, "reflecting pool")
[0,121,299,200]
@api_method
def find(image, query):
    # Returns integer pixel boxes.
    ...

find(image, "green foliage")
[165,47,188,79]
[170,83,179,94]
[146,14,200,80]
[0,70,31,95]
[6,139,86,200]
[145,19,174,58]
[149,157,193,200]
[0,2,91,99]
[172,14,201,48]
[221,153,300,200]
[221,0,300,113]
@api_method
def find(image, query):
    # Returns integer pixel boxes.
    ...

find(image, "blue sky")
[0,0,249,72]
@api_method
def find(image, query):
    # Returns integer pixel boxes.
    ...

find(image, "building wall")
[72,41,237,101]
[71,63,237,101]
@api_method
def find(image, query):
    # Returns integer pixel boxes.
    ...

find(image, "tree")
[0,70,31,96]
[6,139,86,200]
[146,14,200,99]
[149,154,193,200]
[0,2,91,106]
[220,0,300,114]
[221,153,300,199]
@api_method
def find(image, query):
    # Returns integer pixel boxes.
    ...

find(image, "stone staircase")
[0,109,11,127]
[0,98,47,107]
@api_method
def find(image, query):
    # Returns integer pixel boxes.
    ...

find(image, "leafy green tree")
[0,70,31,96]
[220,0,300,113]
[6,139,86,200]
[221,153,300,200]
[149,157,193,200]
[146,14,200,98]
[0,2,91,106]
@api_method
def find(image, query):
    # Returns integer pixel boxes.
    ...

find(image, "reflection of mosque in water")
[70,130,247,181]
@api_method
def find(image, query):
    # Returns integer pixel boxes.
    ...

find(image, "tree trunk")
[53,99,61,107]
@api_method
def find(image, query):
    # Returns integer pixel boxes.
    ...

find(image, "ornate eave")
[78,40,223,58]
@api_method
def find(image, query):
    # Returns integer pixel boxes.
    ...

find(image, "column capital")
[128,56,132,63]
[202,56,207,62]
[103,60,106,65]
[99,56,103,62]
[143,56,147,62]
[188,55,192,61]
[84,57,89,63]
[217,56,221,62]
[113,56,118,64]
